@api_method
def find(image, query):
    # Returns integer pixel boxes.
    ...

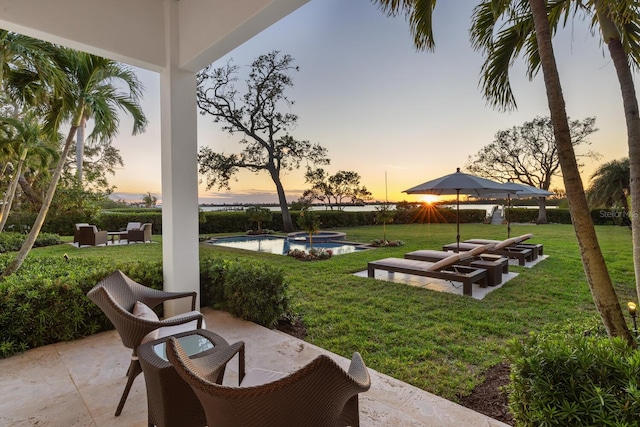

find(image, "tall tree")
[196,51,329,232]
[587,157,630,211]
[470,0,640,304]
[1,50,147,278]
[526,0,632,343]
[592,1,640,304]
[303,168,372,210]
[465,116,600,223]
[372,0,633,344]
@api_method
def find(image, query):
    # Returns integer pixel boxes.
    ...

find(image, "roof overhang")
[0,0,309,72]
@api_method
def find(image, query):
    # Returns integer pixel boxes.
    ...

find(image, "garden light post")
[628,302,638,339]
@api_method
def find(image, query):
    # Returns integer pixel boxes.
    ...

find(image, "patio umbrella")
[403,168,507,251]
[482,182,554,238]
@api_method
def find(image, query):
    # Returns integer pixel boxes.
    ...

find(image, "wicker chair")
[127,222,153,243]
[86,270,203,416]
[74,224,108,246]
[166,336,371,427]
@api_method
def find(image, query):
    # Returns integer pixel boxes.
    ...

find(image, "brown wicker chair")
[166,336,371,427]
[86,270,203,416]
[127,222,153,243]
[74,224,108,246]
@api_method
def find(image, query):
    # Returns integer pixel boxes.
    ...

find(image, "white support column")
[160,0,200,316]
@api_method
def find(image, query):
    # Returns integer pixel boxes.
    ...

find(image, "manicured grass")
[27,223,636,401]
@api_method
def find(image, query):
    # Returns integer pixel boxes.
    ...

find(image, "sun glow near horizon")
[418,194,440,204]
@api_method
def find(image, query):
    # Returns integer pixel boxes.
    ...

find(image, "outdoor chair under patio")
[86,270,203,416]
[166,336,371,427]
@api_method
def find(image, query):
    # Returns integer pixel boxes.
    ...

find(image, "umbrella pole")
[456,189,460,252]
[507,194,511,238]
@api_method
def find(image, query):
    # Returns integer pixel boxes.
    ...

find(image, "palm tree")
[469,0,640,304]
[0,30,67,113]
[1,49,147,278]
[0,112,59,232]
[371,0,634,344]
[512,0,633,343]
[587,158,630,210]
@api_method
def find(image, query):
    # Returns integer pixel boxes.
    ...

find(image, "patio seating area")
[71,222,155,248]
[0,308,509,426]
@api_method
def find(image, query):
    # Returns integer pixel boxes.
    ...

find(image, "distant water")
[200,203,499,215]
[199,204,393,213]
[199,203,554,218]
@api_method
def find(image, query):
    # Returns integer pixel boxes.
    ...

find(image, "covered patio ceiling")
[0,0,309,314]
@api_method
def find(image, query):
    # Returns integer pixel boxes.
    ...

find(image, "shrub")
[506,320,640,426]
[0,257,117,357]
[200,257,229,307]
[0,232,61,253]
[246,206,273,233]
[287,248,333,261]
[0,252,292,358]
[222,261,290,328]
[0,257,163,358]
[369,239,404,247]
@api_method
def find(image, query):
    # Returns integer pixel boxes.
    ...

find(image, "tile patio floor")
[0,308,509,426]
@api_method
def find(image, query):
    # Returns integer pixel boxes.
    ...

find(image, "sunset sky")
[107,0,630,205]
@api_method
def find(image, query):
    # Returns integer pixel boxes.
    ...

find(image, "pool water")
[207,235,367,255]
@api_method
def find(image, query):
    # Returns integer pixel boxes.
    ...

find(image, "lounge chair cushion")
[493,237,521,250]
[426,253,462,271]
[467,244,494,256]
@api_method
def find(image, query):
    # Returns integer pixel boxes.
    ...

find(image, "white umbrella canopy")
[404,168,507,250]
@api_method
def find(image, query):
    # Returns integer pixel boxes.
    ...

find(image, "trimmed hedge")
[0,232,61,254]
[0,254,291,358]
[8,206,628,238]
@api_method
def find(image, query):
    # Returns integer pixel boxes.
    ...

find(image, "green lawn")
[41,223,636,402]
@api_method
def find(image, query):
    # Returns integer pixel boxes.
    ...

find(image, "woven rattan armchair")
[74,224,108,246]
[166,336,371,427]
[127,222,153,243]
[86,270,203,416]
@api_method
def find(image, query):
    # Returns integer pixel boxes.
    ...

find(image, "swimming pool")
[206,235,368,255]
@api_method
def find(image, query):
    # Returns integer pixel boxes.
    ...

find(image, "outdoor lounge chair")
[74,224,108,247]
[404,244,509,286]
[165,336,371,427]
[126,222,152,243]
[442,236,534,266]
[86,270,203,416]
[463,233,544,257]
[367,253,488,296]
